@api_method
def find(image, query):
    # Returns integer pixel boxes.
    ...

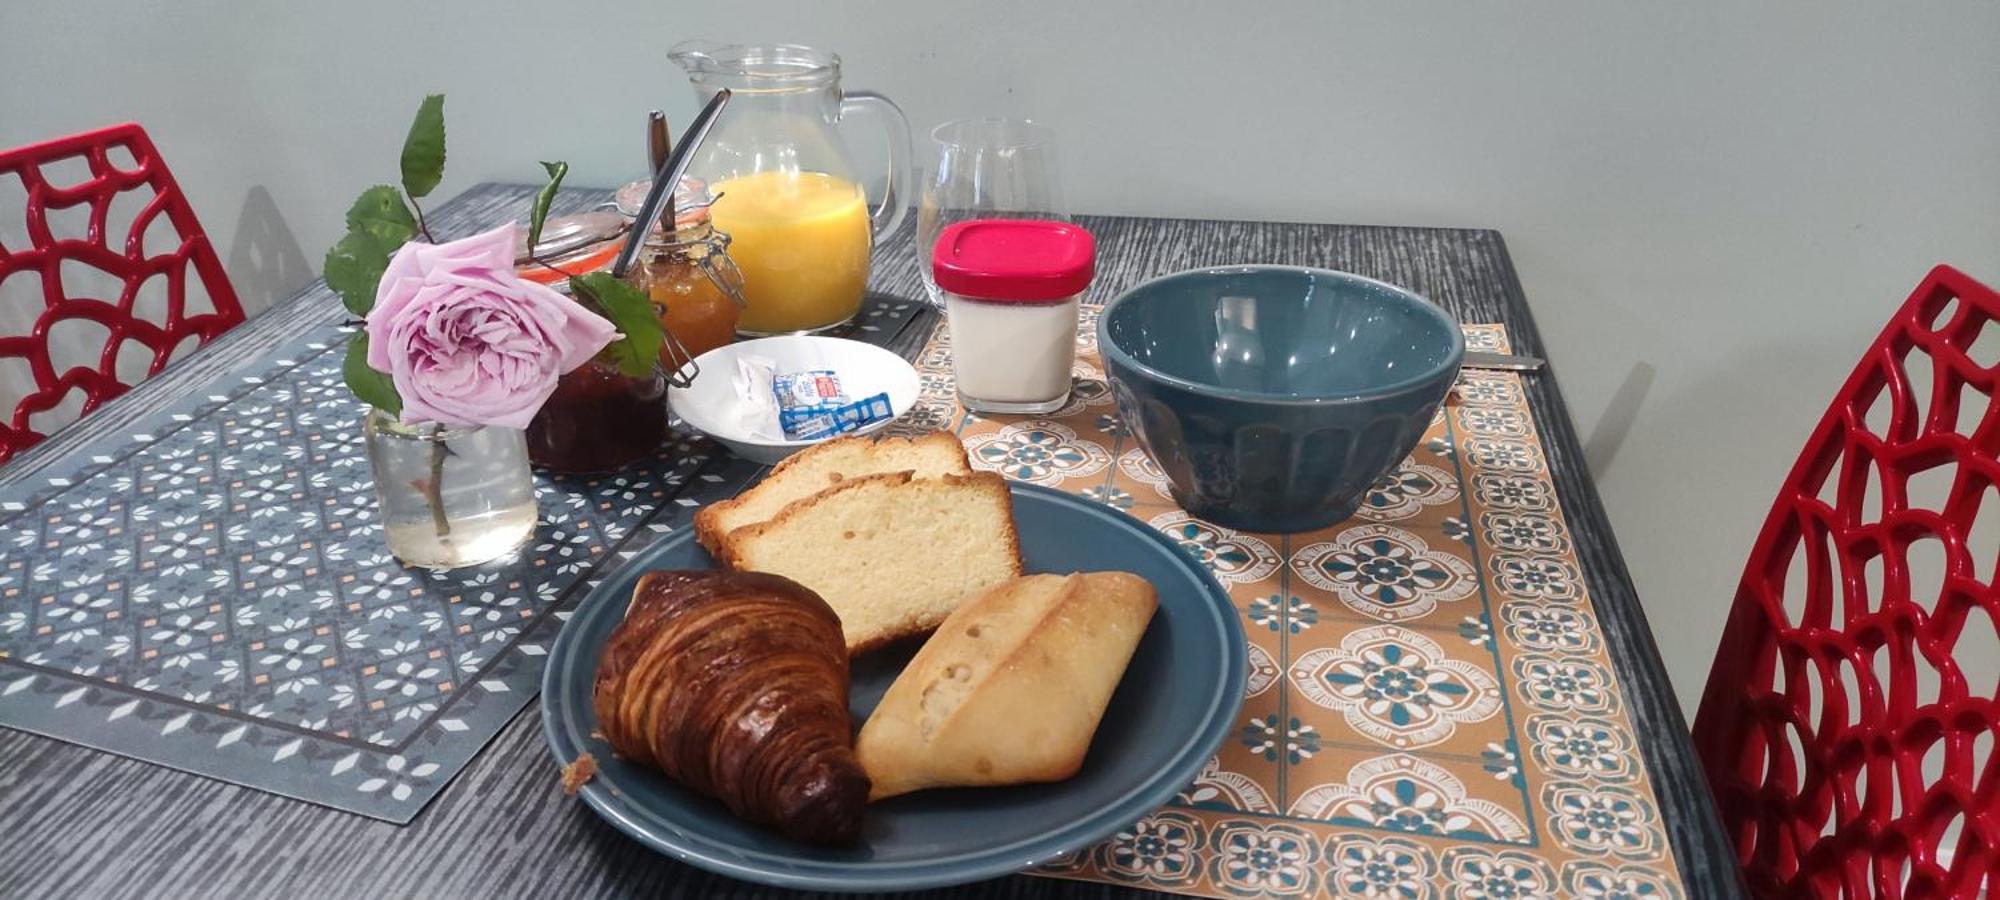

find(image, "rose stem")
[426,424,452,537]
[409,192,436,243]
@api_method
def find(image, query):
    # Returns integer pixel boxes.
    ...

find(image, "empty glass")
[916,119,1068,308]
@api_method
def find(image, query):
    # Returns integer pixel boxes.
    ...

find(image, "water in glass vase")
[364,411,538,569]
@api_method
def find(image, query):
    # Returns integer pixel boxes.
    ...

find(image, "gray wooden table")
[0,184,1743,898]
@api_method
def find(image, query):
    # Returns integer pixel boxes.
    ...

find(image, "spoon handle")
[1462,351,1546,372]
[613,89,730,279]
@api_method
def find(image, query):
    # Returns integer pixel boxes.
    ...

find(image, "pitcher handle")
[839,90,913,244]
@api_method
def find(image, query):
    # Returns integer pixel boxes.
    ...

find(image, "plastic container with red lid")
[931,219,1095,414]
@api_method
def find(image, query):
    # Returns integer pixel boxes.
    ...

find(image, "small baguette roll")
[855,572,1157,801]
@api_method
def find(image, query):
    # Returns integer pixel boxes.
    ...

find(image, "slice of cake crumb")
[561,753,598,795]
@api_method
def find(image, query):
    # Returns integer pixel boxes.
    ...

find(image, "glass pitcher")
[670,41,913,335]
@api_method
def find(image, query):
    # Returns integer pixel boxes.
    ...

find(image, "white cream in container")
[931,219,1096,415]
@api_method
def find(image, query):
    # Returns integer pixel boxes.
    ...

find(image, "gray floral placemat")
[0,297,925,822]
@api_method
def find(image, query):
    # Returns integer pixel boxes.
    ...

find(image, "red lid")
[932,219,1095,303]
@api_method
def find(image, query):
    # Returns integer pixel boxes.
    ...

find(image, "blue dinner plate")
[540,481,1246,893]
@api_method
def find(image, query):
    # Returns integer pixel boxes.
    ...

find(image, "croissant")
[593,569,870,844]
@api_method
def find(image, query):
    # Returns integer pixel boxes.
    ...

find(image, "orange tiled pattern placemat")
[891,314,1688,899]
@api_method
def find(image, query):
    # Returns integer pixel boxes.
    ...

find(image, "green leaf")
[527,160,569,252]
[345,185,418,246]
[571,272,664,378]
[343,334,403,415]
[399,94,446,199]
[324,229,396,316]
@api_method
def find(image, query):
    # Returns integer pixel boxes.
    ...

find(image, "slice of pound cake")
[714,470,1023,654]
[694,431,972,554]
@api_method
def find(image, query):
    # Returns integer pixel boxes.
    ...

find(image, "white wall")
[5,1,1998,715]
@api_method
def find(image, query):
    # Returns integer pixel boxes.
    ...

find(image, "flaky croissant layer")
[594,570,870,845]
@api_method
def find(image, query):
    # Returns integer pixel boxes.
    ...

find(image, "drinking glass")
[916,118,1069,308]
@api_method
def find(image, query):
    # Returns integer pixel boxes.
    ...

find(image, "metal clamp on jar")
[615,176,746,379]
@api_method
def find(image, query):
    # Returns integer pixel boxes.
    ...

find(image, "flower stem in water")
[427,424,452,537]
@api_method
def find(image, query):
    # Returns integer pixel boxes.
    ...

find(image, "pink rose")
[365,223,619,429]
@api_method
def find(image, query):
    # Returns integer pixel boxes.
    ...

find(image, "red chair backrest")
[0,122,244,462]
[1694,265,1999,897]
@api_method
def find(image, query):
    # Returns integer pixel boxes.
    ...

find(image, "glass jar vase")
[364,410,537,569]
[525,359,670,474]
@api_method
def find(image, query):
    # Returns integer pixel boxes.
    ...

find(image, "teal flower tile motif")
[1528,715,1637,783]
[1176,755,1277,814]
[1544,783,1666,862]
[1471,473,1554,511]
[1356,463,1459,522]
[1514,655,1619,714]
[1463,327,1508,353]
[1455,374,1521,407]
[1478,512,1569,555]
[1292,754,1530,842]
[1290,625,1502,749]
[1246,594,1318,634]
[1458,615,1491,648]
[1245,642,1279,698]
[917,330,954,370]
[1439,847,1557,900]
[1560,861,1685,899]
[1457,406,1531,438]
[1118,447,1173,500]
[963,421,1109,486]
[1208,821,1320,896]
[1489,553,1584,603]
[885,395,956,436]
[1327,834,1438,899]
[1095,809,1206,887]
[1151,512,1281,585]
[1480,739,1524,789]
[1463,438,1542,474]
[1499,603,1600,653]
[1296,525,1476,621]
[1240,714,1321,763]
[1051,373,1115,417]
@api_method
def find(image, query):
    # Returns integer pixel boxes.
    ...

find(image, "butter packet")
[773,369,892,441]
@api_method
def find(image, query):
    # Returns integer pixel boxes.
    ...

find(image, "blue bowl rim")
[1097,265,1467,405]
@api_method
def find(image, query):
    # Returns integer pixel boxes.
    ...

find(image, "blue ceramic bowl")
[1099,266,1464,533]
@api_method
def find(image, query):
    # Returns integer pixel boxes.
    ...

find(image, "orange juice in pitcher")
[709,171,872,334]
[672,41,913,334]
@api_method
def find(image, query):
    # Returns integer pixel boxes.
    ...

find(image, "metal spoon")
[609,91,729,388]
[613,89,729,280]
[1461,351,1546,372]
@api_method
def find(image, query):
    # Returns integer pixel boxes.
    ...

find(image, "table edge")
[1482,231,1745,895]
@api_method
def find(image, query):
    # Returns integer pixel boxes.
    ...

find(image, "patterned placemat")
[894,316,1689,899]
[0,297,924,823]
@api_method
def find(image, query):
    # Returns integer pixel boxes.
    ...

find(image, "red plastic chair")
[0,123,244,463]
[1695,265,2000,898]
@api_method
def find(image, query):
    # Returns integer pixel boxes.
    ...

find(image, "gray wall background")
[5,1,1998,715]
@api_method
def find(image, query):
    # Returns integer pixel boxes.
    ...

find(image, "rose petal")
[360,223,620,427]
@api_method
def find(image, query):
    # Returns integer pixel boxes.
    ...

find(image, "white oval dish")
[668,336,921,464]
